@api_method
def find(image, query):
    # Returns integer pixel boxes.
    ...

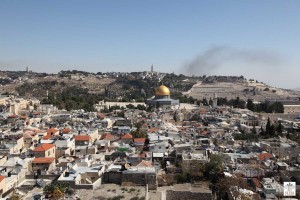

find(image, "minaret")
[151,64,153,73]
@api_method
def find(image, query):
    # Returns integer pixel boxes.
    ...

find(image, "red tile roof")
[122,133,133,139]
[20,115,27,119]
[43,134,52,140]
[252,178,262,188]
[97,113,105,119]
[0,176,5,182]
[46,128,58,134]
[32,157,55,164]
[134,138,146,143]
[136,160,152,167]
[74,135,90,141]
[8,114,18,118]
[61,128,71,133]
[258,153,273,161]
[33,144,55,152]
[100,133,114,140]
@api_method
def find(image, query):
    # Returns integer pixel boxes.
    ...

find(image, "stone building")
[32,144,56,158]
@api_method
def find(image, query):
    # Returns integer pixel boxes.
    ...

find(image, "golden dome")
[155,85,170,96]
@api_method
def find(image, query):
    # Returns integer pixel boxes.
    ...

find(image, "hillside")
[185,80,300,101]
[0,71,197,111]
[292,87,300,91]
[1,70,299,108]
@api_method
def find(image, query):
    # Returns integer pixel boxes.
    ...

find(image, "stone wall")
[166,190,212,200]
[103,171,122,184]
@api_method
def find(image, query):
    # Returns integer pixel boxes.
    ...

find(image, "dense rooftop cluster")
[0,78,300,199]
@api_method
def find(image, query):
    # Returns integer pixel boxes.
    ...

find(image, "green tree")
[126,104,135,109]
[246,99,255,111]
[265,118,275,137]
[136,104,146,110]
[175,173,191,183]
[277,121,283,134]
[259,126,265,136]
[266,117,271,136]
[209,98,213,106]
[156,102,160,108]
[251,124,257,134]
[271,102,284,113]
[205,154,224,177]
[43,182,74,198]
[270,124,275,136]
[216,176,250,200]
[202,98,208,106]
[184,160,206,182]
[131,122,146,138]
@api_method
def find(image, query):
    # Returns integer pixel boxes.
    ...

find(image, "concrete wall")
[24,138,32,149]
[25,174,58,180]
[46,147,56,157]
[89,129,99,143]
[58,178,102,190]
[3,170,26,197]
[0,179,5,197]
[92,177,102,189]
[0,156,8,166]
[9,137,24,154]
[31,161,56,172]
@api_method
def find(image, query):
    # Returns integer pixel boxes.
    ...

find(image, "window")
[48,151,50,156]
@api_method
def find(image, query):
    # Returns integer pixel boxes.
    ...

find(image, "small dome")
[155,85,170,96]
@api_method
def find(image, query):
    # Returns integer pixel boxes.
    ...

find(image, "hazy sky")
[0,1,300,89]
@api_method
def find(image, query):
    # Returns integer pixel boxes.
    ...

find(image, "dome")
[155,85,170,96]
